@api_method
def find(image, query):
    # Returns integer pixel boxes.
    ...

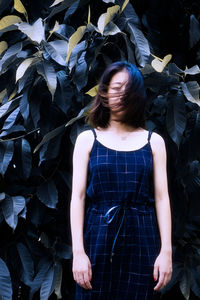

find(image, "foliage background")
[0,0,200,299]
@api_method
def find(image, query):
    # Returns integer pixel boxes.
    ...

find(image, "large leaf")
[55,70,73,113]
[54,262,62,299]
[14,0,28,22]
[0,141,14,175]
[168,63,200,76]
[181,81,200,106]
[97,5,120,35]
[37,61,57,98]
[0,15,22,30]
[21,138,32,179]
[47,0,76,20]
[0,42,22,72]
[37,180,58,209]
[73,51,88,91]
[16,57,36,82]
[166,90,187,147]
[151,54,172,73]
[68,40,87,71]
[189,15,200,49]
[64,0,80,21]
[179,272,190,300]
[1,195,25,229]
[0,97,20,119]
[18,18,45,44]
[43,41,66,66]
[3,107,20,130]
[29,258,51,300]
[17,243,34,284]
[66,25,86,62]
[0,258,12,300]
[19,89,29,121]
[126,21,150,67]
[50,0,64,7]
[103,21,121,36]
[0,41,8,55]
[48,40,68,60]
[40,266,54,300]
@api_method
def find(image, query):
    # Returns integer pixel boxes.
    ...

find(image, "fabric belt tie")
[104,203,128,263]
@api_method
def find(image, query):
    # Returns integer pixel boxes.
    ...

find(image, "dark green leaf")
[189,15,200,49]
[166,90,187,147]
[21,138,32,179]
[2,107,20,130]
[64,0,80,21]
[37,61,57,99]
[47,0,77,20]
[126,21,150,67]
[29,258,51,299]
[37,180,58,209]
[0,97,20,120]
[40,266,54,300]
[43,41,66,66]
[0,141,14,175]
[20,90,29,121]
[73,51,88,91]
[1,195,25,229]
[48,40,68,60]
[0,258,12,300]
[0,42,22,73]
[17,243,34,284]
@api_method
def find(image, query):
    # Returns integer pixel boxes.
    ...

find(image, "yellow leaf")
[151,54,172,72]
[0,41,8,55]
[88,5,91,24]
[86,84,99,97]
[66,25,86,62]
[8,87,18,101]
[50,0,64,7]
[121,0,129,13]
[97,5,120,35]
[16,57,35,82]
[0,15,22,30]
[49,21,60,38]
[0,89,7,104]
[14,0,28,22]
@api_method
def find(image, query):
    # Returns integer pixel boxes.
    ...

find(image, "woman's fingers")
[154,271,172,291]
[153,264,159,282]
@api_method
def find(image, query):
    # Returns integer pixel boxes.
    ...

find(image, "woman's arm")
[70,130,94,290]
[151,132,172,291]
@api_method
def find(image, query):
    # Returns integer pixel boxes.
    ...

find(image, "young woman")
[70,61,172,299]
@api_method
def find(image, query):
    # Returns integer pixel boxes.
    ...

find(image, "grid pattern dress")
[75,129,161,300]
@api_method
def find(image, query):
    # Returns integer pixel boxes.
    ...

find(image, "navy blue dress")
[75,129,161,300]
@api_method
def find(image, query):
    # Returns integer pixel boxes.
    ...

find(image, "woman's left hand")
[153,251,172,291]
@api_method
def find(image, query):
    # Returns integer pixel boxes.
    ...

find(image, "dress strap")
[91,128,97,139]
[147,131,153,143]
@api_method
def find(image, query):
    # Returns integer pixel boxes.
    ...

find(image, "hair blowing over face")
[87,61,146,129]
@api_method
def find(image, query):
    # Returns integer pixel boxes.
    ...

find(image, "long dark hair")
[87,61,146,128]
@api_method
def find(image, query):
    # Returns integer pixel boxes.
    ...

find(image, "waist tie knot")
[104,203,129,263]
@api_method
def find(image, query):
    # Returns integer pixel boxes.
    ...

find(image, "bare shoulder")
[74,129,95,154]
[150,131,166,155]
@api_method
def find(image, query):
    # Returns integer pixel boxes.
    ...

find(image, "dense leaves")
[0,0,200,299]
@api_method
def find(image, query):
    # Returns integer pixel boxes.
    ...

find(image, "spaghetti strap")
[147,130,153,143]
[91,128,97,139]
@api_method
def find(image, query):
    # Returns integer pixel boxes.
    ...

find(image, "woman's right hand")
[72,252,92,290]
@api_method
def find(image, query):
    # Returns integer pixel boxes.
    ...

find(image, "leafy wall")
[0,0,200,299]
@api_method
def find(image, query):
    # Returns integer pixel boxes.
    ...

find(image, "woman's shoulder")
[150,131,166,153]
[75,129,95,153]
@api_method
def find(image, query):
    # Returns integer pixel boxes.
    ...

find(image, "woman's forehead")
[110,70,129,85]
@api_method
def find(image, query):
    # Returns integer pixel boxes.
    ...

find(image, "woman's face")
[107,69,129,114]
